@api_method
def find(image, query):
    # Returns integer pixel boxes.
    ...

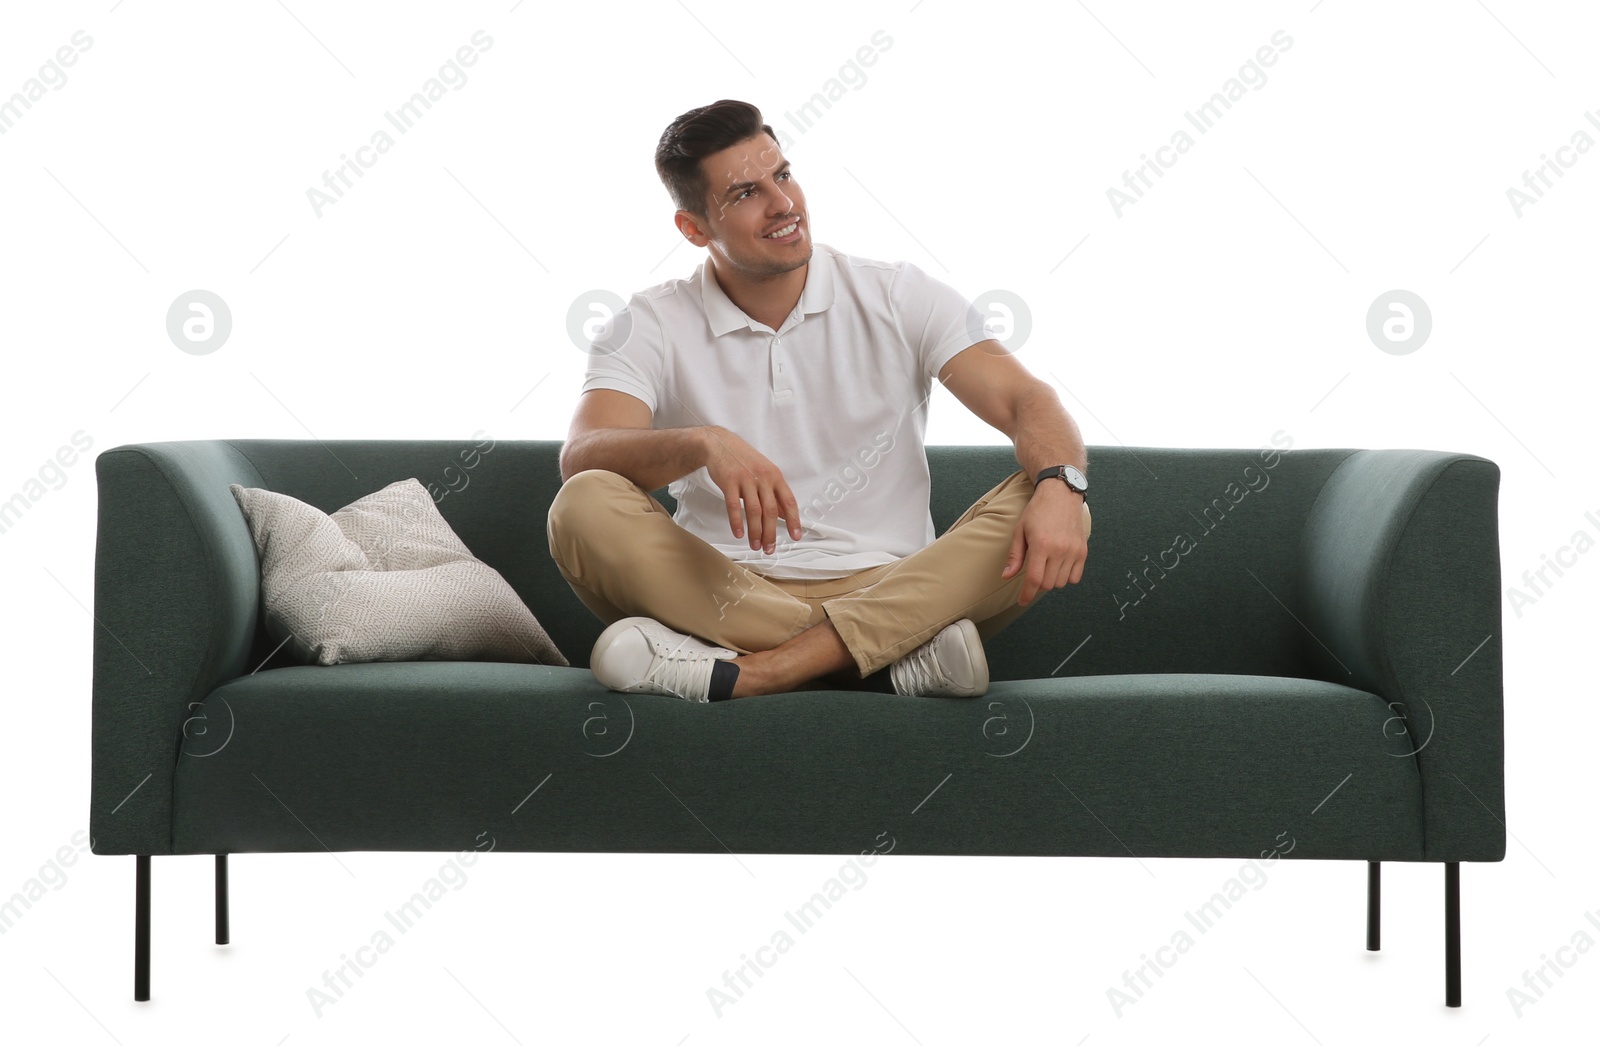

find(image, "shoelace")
[893,637,948,696]
[643,633,719,700]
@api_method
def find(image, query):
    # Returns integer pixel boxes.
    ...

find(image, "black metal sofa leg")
[216,855,230,946]
[134,856,151,1001]
[1446,862,1461,1007]
[1367,861,1381,951]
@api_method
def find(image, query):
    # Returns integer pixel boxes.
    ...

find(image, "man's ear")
[675,209,711,247]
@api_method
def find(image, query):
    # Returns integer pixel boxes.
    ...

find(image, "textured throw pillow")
[228,478,568,667]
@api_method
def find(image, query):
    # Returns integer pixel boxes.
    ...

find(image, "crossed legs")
[547,468,1087,696]
[726,618,857,697]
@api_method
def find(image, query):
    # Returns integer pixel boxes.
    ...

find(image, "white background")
[2,0,1596,1042]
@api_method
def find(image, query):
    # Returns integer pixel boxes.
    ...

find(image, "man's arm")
[936,340,1090,603]
[559,389,711,490]
[559,389,804,551]
[935,341,1088,486]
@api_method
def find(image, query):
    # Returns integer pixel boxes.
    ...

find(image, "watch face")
[1063,466,1087,491]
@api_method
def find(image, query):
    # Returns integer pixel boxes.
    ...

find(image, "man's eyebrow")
[721,160,791,197]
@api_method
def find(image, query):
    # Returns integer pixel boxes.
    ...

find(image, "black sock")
[708,660,740,702]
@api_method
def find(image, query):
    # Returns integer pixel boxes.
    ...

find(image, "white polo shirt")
[579,242,989,579]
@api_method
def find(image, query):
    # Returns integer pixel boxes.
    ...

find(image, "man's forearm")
[560,426,713,490]
[1012,384,1088,489]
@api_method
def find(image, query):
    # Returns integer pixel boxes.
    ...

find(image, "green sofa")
[89,438,1506,1005]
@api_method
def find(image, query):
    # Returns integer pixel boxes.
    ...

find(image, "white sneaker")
[590,617,738,702]
[889,619,989,697]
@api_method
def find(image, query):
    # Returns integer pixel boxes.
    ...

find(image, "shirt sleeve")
[578,293,664,415]
[888,261,992,382]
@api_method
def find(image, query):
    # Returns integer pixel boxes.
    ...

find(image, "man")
[548,99,1090,703]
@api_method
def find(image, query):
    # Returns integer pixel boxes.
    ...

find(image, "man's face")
[678,133,810,280]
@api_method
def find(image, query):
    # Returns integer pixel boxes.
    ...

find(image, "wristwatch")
[1035,464,1088,502]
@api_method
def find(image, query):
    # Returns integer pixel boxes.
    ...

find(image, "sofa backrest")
[198,438,1358,682]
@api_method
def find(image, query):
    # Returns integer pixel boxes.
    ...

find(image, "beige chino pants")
[546,468,1090,680]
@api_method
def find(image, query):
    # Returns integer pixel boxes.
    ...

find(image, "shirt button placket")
[770,333,793,402]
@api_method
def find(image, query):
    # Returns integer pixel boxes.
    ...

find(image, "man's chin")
[769,240,812,268]
[747,242,811,276]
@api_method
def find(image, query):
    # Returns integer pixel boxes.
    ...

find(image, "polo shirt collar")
[700,248,835,336]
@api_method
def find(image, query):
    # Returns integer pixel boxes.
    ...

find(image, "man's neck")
[708,255,808,332]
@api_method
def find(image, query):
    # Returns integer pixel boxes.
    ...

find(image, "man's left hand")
[1001,482,1090,606]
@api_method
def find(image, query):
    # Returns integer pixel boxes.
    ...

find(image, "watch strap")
[1035,465,1087,502]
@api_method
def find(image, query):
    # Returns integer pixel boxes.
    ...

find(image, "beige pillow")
[228,478,568,667]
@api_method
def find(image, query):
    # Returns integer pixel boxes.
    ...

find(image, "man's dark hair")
[655,99,779,219]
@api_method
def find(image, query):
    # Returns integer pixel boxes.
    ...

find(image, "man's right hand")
[701,426,803,555]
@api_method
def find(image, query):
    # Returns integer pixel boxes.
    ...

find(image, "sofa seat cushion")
[172,665,1424,860]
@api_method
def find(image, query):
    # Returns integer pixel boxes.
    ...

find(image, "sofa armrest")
[90,443,266,855]
[1298,450,1506,862]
